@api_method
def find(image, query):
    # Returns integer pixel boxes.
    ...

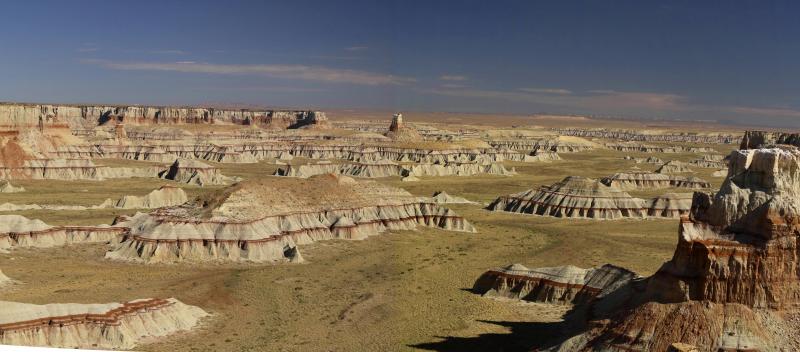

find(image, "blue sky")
[1,0,800,126]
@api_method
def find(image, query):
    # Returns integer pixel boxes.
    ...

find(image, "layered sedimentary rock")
[107,174,475,263]
[0,298,208,349]
[384,113,423,141]
[275,160,516,178]
[604,142,716,153]
[472,264,638,305]
[430,191,476,204]
[554,128,739,144]
[159,158,236,186]
[487,176,648,219]
[529,150,562,162]
[0,102,326,130]
[739,130,800,149]
[101,186,188,209]
[688,154,727,169]
[623,156,663,164]
[275,160,401,178]
[645,193,693,218]
[0,180,24,193]
[489,177,693,220]
[0,215,126,250]
[478,141,800,351]
[655,160,693,174]
[600,172,711,190]
[488,136,598,153]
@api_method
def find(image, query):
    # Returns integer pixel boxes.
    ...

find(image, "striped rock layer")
[0,298,208,349]
[482,143,800,351]
[488,176,692,219]
[0,215,127,251]
[107,174,475,263]
[600,172,711,190]
[472,264,638,305]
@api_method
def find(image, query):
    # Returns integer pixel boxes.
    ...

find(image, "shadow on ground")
[410,315,584,352]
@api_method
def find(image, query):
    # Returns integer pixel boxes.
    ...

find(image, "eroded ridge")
[488,176,692,219]
[0,298,208,349]
[107,174,476,263]
[476,136,800,351]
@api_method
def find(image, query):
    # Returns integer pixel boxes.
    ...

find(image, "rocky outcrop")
[554,128,740,144]
[487,176,648,219]
[106,175,475,263]
[0,102,325,130]
[645,193,693,218]
[275,160,516,178]
[103,186,188,209]
[384,113,423,141]
[430,191,476,204]
[605,142,716,153]
[476,140,800,351]
[489,177,693,220]
[488,136,598,153]
[600,172,711,190]
[623,156,664,164]
[403,162,516,177]
[688,154,727,169]
[0,298,208,349]
[655,160,693,174]
[473,263,638,305]
[158,158,236,186]
[0,215,126,251]
[0,270,11,286]
[0,180,24,193]
[529,150,562,162]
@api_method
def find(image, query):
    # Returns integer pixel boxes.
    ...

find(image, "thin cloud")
[345,46,368,51]
[441,83,467,89]
[725,106,800,118]
[519,87,572,95]
[77,47,99,52]
[440,75,468,81]
[427,87,688,111]
[82,59,416,86]
[150,49,187,55]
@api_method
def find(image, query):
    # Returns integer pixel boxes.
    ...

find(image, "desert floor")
[0,143,734,352]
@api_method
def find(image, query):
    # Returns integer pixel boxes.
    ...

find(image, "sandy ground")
[0,141,736,351]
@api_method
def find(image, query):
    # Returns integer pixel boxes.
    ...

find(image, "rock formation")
[600,172,711,190]
[384,113,423,141]
[159,158,236,186]
[688,154,726,169]
[472,263,639,305]
[275,160,516,178]
[623,156,664,164]
[0,270,11,286]
[106,174,475,263]
[605,142,716,153]
[430,191,477,204]
[476,138,800,351]
[489,177,693,220]
[0,180,24,193]
[554,128,739,144]
[655,160,693,174]
[0,298,208,349]
[102,186,188,209]
[0,215,126,251]
[0,102,325,129]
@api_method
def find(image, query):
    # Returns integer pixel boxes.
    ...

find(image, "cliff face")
[0,102,326,130]
[476,134,800,351]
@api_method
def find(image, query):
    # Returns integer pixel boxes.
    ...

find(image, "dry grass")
[0,141,737,351]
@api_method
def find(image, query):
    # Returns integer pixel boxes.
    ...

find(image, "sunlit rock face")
[476,135,800,351]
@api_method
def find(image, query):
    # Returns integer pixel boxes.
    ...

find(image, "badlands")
[0,103,782,351]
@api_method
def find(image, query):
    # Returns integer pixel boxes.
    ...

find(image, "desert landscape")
[2,101,790,351]
[3,2,800,351]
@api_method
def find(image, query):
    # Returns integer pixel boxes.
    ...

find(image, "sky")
[1,0,800,127]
